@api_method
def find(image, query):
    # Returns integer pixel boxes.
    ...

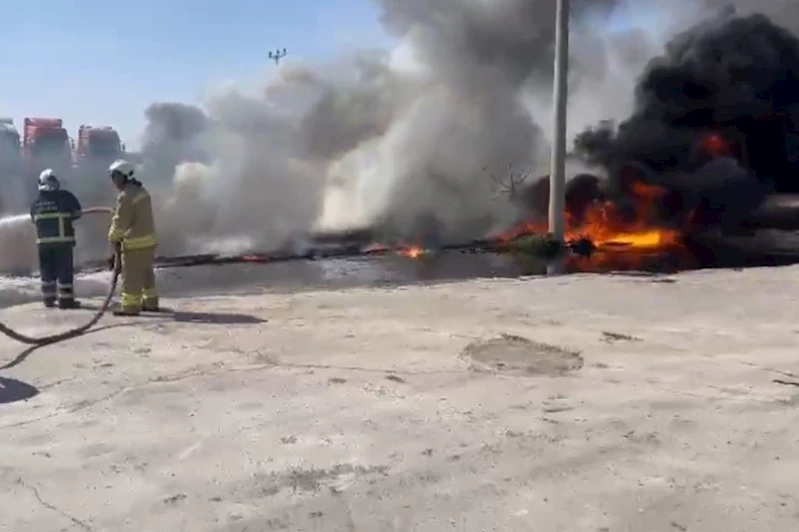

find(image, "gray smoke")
[10,0,781,273]
[140,103,209,179]
[129,0,647,257]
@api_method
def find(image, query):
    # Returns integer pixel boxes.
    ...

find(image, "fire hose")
[0,206,120,346]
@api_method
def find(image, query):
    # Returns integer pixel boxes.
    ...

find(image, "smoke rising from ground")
[5,0,799,274]
[131,0,655,257]
[574,3,799,211]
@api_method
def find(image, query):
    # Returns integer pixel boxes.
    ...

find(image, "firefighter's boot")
[58,299,81,309]
[142,296,160,313]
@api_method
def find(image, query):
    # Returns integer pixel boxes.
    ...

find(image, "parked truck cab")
[75,125,124,164]
[22,117,72,173]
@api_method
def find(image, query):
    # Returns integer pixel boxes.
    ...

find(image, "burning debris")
[481,9,799,271]
[325,9,799,273]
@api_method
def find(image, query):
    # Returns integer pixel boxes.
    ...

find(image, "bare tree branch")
[485,161,530,200]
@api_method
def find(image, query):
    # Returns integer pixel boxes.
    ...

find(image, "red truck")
[22,117,72,177]
[74,124,124,165]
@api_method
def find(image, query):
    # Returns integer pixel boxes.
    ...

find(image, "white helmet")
[38,168,60,191]
[109,159,135,179]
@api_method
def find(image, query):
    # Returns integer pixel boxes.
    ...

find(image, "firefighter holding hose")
[30,169,83,308]
[107,159,159,316]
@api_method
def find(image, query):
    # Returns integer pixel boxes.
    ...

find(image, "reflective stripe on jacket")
[30,190,82,245]
[108,180,158,250]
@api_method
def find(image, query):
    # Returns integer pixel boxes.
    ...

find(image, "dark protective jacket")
[30,189,83,246]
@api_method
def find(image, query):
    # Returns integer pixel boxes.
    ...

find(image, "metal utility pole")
[268,48,287,65]
[547,0,569,274]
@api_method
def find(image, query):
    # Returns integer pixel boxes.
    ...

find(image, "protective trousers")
[120,246,158,313]
[38,243,75,308]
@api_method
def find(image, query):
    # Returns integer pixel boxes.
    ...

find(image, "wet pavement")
[0,251,539,309]
[3,228,799,309]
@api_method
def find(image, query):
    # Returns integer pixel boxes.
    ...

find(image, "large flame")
[500,182,680,246]
[363,131,752,271]
[359,176,693,271]
[285,135,745,269]
[492,179,690,270]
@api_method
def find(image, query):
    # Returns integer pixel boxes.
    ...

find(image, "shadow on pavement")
[74,305,265,324]
[0,322,138,371]
[168,310,266,324]
[0,376,39,404]
[0,308,265,371]
[130,308,266,324]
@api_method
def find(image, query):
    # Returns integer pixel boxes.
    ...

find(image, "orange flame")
[494,179,689,270]
[362,177,692,271]
[701,132,730,157]
[398,245,425,258]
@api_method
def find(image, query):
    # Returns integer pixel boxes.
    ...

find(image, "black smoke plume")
[570,9,799,228]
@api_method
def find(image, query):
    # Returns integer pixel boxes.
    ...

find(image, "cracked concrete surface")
[1,267,799,531]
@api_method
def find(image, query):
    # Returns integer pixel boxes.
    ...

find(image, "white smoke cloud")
[137,0,643,256]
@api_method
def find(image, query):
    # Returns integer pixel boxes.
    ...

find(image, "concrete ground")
[0,266,798,531]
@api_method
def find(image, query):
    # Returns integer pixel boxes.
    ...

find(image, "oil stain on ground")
[462,334,583,375]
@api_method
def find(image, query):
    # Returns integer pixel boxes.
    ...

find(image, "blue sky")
[0,0,389,149]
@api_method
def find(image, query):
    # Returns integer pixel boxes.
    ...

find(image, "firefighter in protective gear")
[29,169,83,308]
[107,159,159,316]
